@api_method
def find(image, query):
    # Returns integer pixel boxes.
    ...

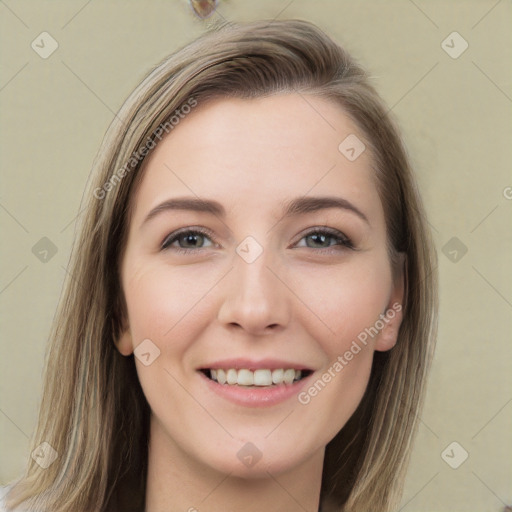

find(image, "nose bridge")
[217,239,289,334]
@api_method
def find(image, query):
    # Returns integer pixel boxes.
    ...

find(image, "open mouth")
[200,368,313,387]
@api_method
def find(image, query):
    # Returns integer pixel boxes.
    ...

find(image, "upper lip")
[198,358,314,371]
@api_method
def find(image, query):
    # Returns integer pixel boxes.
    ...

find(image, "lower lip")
[198,371,312,408]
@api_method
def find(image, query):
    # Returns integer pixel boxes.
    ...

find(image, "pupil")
[310,234,327,247]
[184,234,201,247]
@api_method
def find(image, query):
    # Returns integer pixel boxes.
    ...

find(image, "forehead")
[131,94,383,226]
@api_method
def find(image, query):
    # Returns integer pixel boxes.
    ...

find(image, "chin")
[202,438,318,479]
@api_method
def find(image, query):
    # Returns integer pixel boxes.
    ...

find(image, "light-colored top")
[0,486,9,511]
[0,485,31,512]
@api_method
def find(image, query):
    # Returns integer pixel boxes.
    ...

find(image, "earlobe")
[115,328,134,356]
[375,252,406,352]
[113,295,133,356]
[375,302,404,352]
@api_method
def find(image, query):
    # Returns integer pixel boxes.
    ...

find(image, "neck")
[144,414,324,512]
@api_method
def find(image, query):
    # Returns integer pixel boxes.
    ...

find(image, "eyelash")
[160,226,355,255]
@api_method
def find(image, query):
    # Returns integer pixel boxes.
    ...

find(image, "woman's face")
[116,93,404,477]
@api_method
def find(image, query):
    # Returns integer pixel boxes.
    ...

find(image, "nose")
[216,248,290,336]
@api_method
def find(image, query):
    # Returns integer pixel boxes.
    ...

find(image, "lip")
[198,358,314,371]
[197,367,314,408]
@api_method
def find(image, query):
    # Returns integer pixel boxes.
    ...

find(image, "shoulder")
[0,485,23,512]
[0,485,9,511]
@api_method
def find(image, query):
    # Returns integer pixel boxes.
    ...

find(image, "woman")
[2,19,438,512]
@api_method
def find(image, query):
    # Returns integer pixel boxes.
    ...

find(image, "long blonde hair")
[5,19,438,512]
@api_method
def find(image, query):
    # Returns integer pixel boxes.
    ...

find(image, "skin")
[115,93,404,512]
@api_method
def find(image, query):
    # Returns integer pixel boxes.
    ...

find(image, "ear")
[113,290,134,356]
[375,252,406,352]
[115,327,134,356]
[113,310,134,356]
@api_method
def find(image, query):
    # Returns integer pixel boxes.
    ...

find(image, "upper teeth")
[210,368,302,386]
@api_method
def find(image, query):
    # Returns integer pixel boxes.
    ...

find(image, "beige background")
[0,1,511,510]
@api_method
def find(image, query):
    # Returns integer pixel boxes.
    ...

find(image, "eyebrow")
[142,195,370,226]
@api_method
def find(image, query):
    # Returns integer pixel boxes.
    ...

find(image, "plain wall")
[0,1,511,510]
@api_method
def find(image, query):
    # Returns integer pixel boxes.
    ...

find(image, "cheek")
[285,258,390,437]
[123,261,220,346]
[297,329,375,449]
[289,254,392,349]
[121,262,222,419]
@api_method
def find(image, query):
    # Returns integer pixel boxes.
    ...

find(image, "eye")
[161,227,215,253]
[294,227,354,252]
[160,226,354,254]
